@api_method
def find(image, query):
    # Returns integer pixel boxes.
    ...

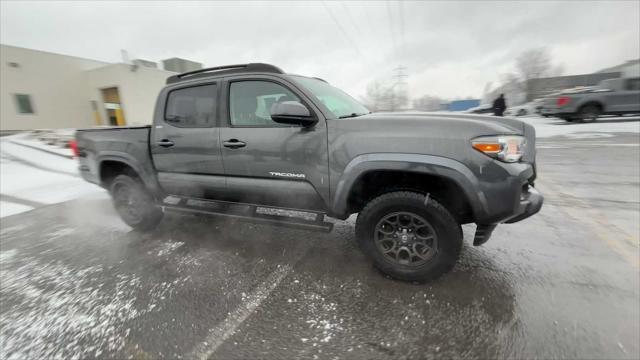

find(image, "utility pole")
[392,65,408,110]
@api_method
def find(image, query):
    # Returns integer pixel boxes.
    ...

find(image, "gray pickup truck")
[75,63,543,281]
[541,77,640,122]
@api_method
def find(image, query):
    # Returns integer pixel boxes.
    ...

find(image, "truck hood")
[351,111,525,135]
[327,111,536,167]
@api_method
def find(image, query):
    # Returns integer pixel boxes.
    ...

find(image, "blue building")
[447,99,480,112]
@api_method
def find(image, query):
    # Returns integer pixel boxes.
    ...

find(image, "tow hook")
[473,224,497,246]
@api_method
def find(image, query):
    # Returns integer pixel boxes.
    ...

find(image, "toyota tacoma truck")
[541,77,640,122]
[75,63,543,282]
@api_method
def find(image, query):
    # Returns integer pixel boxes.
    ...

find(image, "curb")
[8,140,73,159]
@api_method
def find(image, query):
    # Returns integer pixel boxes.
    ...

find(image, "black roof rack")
[166,63,284,84]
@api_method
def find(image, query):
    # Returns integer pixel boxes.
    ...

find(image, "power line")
[340,1,367,41]
[398,0,406,60]
[321,1,367,62]
[386,0,398,61]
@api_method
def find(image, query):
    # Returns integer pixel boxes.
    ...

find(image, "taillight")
[69,139,80,158]
[557,96,570,107]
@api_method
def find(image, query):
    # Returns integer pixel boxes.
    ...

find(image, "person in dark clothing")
[492,94,507,116]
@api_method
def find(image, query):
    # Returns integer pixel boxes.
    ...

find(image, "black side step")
[161,196,333,233]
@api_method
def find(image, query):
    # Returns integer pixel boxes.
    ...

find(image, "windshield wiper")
[338,112,368,119]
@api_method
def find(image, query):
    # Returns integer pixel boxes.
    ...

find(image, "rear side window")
[626,78,640,91]
[165,84,217,128]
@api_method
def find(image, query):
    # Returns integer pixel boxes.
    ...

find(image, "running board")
[161,196,333,233]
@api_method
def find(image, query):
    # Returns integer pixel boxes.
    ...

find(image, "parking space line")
[187,264,293,360]
[536,180,639,268]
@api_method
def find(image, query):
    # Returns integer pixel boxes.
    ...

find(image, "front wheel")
[355,191,462,282]
[110,174,163,231]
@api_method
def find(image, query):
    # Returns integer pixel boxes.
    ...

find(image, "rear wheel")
[110,174,163,231]
[579,105,600,123]
[355,191,462,282]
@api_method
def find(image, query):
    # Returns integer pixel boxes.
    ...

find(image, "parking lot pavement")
[1,132,639,359]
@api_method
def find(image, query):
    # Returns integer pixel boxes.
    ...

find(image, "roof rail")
[166,63,284,84]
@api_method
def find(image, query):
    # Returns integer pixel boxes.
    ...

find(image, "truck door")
[603,78,640,113]
[619,78,640,112]
[218,77,330,211]
[151,82,226,198]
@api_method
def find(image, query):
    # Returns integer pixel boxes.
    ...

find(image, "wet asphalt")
[1,132,639,359]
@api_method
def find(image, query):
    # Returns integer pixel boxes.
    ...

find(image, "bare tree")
[515,48,566,102]
[516,48,553,82]
[361,81,401,112]
[412,95,445,111]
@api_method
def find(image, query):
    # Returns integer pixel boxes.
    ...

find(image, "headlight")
[471,135,526,163]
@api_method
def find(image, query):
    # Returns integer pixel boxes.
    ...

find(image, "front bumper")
[504,185,544,223]
[473,184,543,245]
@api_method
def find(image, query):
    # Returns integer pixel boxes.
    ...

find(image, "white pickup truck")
[541,77,640,122]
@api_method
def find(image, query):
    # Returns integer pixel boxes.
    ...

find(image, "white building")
[0,44,195,131]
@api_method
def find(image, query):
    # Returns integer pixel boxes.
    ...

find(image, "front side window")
[165,84,217,128]
[290,76,369,119]
[14,94,34,114]
[229,81,303,126]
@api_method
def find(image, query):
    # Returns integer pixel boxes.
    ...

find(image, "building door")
[101,87,126,126]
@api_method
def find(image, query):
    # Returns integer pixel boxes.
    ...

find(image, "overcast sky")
[1,0,639,100]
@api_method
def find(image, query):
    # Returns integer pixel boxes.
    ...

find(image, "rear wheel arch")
[99,159,140,188]
[579,101,604,113]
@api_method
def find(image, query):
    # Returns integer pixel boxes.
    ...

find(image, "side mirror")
[270,101,317,127]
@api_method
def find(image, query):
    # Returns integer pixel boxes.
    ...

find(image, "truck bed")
[76,126,155,188]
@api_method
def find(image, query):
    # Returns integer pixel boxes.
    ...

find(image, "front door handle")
[223,139,246,149]
[157,139,175,148]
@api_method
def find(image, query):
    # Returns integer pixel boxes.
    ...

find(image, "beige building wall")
[85,64,175,126]
[1,44,177,130]
[0,44,108,130]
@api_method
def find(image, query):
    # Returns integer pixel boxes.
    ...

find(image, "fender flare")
[96,152,162,196]
[330,153,488,219]
[578,101,605,113]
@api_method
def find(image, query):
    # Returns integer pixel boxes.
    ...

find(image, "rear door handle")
[223,139,246,149]
[157,139,175,148]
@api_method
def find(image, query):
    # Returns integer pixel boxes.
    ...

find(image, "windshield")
[291,76,370,119]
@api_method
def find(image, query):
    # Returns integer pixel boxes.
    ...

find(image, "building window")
[14,94,34,114]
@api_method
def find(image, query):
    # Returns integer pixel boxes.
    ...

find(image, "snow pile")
[9,132,73,158]
[518,115,640,138]
[0,137,103,218]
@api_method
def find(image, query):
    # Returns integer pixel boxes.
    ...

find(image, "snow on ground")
[517,115,640,138]
[1,141,77,175]
[0,136,103,218]
[0,202,33,218]
[7,132,73,157]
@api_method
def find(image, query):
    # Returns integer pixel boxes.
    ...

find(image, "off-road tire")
[110,174,163,231]
[578,105,600,123]
[355,191,462,282]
